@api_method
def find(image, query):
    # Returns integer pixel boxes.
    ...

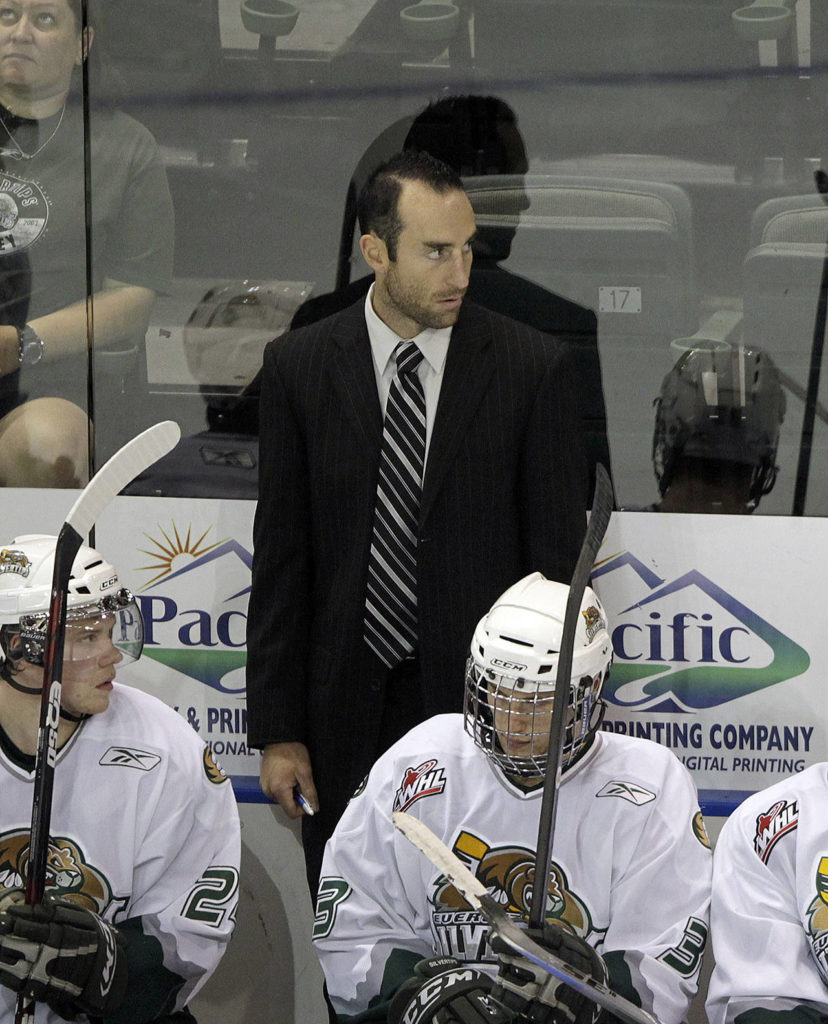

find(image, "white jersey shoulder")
[707,763,828,1024]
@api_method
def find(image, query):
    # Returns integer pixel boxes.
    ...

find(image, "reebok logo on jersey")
[393,760,446,813]
[99,747,162,771]
[596,781,656,805]
[753,799,798,864]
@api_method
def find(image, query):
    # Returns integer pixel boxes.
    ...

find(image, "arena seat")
[742,194,828,513]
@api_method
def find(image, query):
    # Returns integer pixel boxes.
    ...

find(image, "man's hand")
[0,894,127,1018]
[260,742,319,817]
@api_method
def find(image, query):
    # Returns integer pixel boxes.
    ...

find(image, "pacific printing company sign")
[98,497,259,790]
[95,500,825,807]
[595,513,821,806]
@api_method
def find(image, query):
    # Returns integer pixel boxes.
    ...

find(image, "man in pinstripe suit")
[246,151,589,897]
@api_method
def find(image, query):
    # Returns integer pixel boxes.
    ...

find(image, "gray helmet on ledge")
[652,343,785,508]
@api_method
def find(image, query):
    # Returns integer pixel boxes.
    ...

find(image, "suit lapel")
[328,303,383,458]
[421,305,495,523]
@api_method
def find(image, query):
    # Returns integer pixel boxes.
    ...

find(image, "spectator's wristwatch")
[17,324,45,365]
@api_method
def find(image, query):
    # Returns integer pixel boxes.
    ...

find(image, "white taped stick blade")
[65,422,181,538]
[393,812,486,908]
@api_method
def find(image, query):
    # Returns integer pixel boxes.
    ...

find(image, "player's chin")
[84,682,114,713]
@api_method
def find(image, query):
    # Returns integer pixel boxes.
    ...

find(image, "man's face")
[489,682,554,765]
[59,612,122,717]
[369,180,476,339]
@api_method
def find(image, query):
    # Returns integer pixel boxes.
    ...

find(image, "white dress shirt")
[364,284,451,464]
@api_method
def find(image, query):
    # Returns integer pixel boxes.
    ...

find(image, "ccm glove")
[491,923,608,1024]
[388,956,515,1024]
[0,893,127,1018]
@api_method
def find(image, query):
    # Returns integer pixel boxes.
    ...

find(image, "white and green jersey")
[707,762,828,1024]
[314,714,711,1024]
[0,682,240,1024]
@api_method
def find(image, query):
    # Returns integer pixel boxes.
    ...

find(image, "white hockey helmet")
[0,535,143,668]
[464,572,612,778]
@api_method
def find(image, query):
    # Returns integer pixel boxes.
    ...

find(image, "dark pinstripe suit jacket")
[245,297,588,817]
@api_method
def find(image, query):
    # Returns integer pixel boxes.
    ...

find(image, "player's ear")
[360,232,388,274]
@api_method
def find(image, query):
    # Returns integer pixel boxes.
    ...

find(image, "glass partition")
[3,0,825,513]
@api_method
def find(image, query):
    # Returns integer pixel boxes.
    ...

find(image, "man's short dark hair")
[357,150,465,261]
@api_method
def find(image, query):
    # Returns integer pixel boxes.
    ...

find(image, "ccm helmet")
[653,343,785,508]
[0,535,143,670]
[464,573,612,779]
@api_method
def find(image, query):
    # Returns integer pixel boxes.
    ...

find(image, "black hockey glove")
[490,922,608,1024]
[0,893,127,1018]
[388,956,515,1024]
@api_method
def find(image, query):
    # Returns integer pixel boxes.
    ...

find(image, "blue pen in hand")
[293,785,315,816]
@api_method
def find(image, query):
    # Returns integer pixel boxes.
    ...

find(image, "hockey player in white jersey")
[314,572,712,1023]
[707,763,828,1024]
[0,535,240,1024]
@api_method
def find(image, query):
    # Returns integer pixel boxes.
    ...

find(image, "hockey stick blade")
[530,463,613,930]
[64,420,181,538]
[16,421,180,1024]
[393,812,659,1024]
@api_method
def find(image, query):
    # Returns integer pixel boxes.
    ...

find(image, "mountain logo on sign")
[593,551,809,712]
[132,523,251,694]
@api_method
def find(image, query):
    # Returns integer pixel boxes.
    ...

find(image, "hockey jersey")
[0,682,240,1023]
[314,714,711,1023]
[707,762,828,1024]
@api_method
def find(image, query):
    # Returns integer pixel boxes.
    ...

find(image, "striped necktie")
[364,341,426,668]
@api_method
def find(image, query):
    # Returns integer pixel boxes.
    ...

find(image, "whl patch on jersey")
[99,747,162,771]
[393,759,446,813]
[753,799,798,864]
[596,780,656,805]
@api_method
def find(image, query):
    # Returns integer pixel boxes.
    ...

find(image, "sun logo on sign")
[136,523,223,588]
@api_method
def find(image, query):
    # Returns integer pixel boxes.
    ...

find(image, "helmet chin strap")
[2,674,89,722]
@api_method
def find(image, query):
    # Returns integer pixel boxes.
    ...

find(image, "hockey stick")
[529,462,613,931]
[792,168,828,515]
[15,421,180,1024]
[393,811,659,1024]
